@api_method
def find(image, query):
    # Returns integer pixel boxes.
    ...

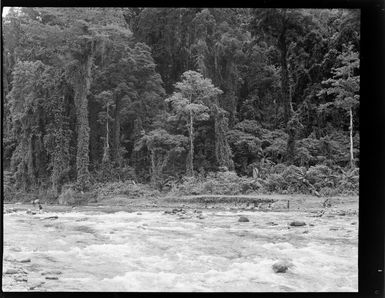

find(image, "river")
[3,207,358,292]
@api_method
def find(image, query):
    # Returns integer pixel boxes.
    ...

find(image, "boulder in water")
[267,222,278,226]
[238,216,249,222]
[272,260,293,273]
[5,268,18,274]
[15,276,28,282]
[29,281,45,290]
[45,276,59,280]
[289,221,306,227]
[19,258,31,263]
[42,216,58,220]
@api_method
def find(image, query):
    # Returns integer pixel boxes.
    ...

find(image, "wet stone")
[289,221,306,227]
[15,277,28,282]
[272,260,292,273]
[5,268,18,274]
[267,222,278,226]
[45,276,59,280]
[29,281,45,290]
[42,216,58,220]
[238,216,250,222]
[19,258,31,263]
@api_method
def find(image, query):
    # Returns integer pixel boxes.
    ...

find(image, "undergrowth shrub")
[319,187,339,197]
[92,181,161,201]
[257,164,358,195]
[58,187,76,205]
[172,171,261,196]
[305,164,337,190]
[91,165,136,184]
[3,170,16,201]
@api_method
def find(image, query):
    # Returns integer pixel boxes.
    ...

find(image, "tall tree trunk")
[187,109,194,176]
[75,54,92,190]
[113,96,121,165]
[349,107,354,168]
[279,31,295,163]
[214,107,234,170]
[150,148,156,185]
[102,103,110,163]
[27,134,36,188]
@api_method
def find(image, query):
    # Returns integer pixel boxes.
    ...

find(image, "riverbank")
[4,194,358,215]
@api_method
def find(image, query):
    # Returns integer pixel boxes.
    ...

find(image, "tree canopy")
[2,8,360,195]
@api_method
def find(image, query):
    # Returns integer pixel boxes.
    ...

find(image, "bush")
[319,187,339,197]
[36,188,58,203]
[3,170,16,202]
[263,173,286,193]
[337,167,359,194]
[58,187,76,205]
[92,165,136,184]
[171,171,261,196]
[258,164,358,195]
[271,163,286,174]
[305,164,337,190]
[92,181,161,201]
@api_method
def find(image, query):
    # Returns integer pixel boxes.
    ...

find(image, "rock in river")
[5,268,18,274]
[19,258,31,263]
[238,216,250,222]
[272,260,293,273]
[41,270,62,275]
[29,281,45,290]
[289,221,306,227]
[15,277,28,282]
[45,276,59,280]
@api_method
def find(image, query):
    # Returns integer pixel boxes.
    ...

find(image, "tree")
[318,44,359,168]
[166,70,222,176]
[250,9,314,163]
[17,7,131,190]
[213,105,234,170]
[95,91,114,164]
[92,42,164,166]
[134,129,188,186]
[7,60,48,190]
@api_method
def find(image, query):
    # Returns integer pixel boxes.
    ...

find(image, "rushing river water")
[3,208,358,292]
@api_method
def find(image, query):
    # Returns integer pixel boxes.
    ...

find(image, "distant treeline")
[2,8,359,197]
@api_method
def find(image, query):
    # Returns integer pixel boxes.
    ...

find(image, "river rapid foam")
[3,209,358,292]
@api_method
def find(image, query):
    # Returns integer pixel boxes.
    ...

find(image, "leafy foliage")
[2,8,359,200]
